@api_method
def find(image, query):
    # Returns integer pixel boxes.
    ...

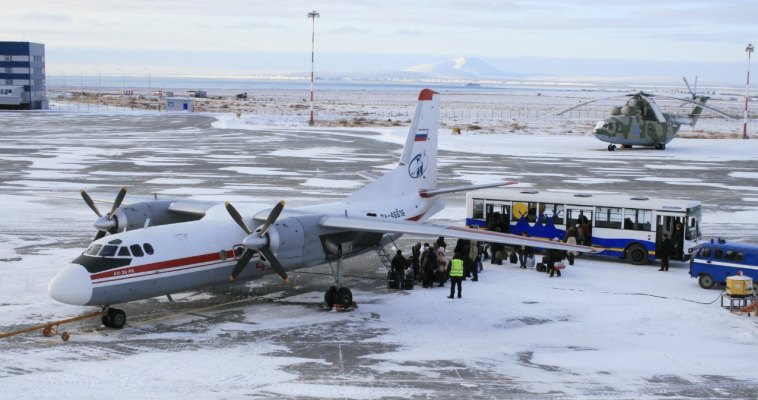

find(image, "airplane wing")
[320,216,599,253]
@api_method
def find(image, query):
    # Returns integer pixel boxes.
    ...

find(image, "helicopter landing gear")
[607,144,616,151]
[654,143,666,150]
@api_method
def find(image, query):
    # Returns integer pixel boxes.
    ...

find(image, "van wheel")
[698,274,715,289]
[626,244,648,265]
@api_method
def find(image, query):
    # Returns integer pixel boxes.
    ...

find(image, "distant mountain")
[404,57,506,78]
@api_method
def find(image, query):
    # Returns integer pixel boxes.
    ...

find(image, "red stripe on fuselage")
[90,249,236,281]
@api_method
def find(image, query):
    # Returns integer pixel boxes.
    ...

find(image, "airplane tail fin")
[349,89,440,201]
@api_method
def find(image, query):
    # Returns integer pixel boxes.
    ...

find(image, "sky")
[1,0,756,84]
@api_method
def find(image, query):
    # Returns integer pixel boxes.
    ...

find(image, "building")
[0,41,47,110]
[165,97,194,112]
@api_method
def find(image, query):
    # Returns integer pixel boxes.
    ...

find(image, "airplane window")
[118,247,131,257]
[100,245,118,257]
[130,244,144,257]
[143,243,154,255]
[84,244,103,256]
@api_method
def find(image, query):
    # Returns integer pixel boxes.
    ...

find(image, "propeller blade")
[94,230,107,241]
[80,189,102,217]
[107,187,127,220]
[225,202,252,235]
[229,248,254,282]
[259,200,285,237]
[259,246,290,283]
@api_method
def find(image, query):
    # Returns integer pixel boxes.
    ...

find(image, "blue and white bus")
[465,189,702,265]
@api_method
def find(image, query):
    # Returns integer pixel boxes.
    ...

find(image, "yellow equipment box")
[726,275,754,297]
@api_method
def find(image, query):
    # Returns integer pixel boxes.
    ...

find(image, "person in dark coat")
[546,240,564,278]
[436,236,447,250]
[411,242,421,282]
[391,249,406,288]
[423,245,437,288]
[672,223,684,260]
[659,233,673,271]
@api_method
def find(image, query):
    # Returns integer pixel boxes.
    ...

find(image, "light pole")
[743,43,754,139]
[307,10,319,126]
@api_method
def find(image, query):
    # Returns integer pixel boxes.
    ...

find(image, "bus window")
[472,199,484,220]
[540,203,564,225]
[596,207,622,229]
[567,208,592,228]
[686,206,701,240]
[623,208,652,231]
[512,202,528,222]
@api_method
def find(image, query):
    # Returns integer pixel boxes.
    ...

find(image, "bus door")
[656,213,683,259]
[485,202,510,232]
[567,207,593,245]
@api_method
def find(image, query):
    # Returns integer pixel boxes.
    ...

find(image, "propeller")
[225,201,290,283]
[80,187,127,241]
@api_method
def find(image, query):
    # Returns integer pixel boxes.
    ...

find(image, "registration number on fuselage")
[381,209,406,219]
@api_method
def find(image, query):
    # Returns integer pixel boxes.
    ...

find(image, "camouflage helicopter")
[556,78,735,151]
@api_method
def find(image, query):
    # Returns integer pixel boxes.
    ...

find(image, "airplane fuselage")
[49,196,441,307]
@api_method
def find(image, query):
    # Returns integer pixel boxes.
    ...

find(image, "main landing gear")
[324,257,354,309]
[101,306,126,329]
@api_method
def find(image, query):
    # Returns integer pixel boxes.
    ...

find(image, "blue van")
[689,239,758,291]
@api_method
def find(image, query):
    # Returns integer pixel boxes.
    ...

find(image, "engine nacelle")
[94,200,202,233]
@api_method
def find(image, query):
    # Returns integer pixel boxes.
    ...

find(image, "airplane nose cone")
[48,264,93,305]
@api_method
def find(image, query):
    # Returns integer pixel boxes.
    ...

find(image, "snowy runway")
[1,110,757,399]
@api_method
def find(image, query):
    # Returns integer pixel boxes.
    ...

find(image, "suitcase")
[536,263,546,272]
[509,252,518,264]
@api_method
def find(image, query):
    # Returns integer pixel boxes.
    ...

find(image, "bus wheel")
[698,274,715,289]
[626,245,648,265]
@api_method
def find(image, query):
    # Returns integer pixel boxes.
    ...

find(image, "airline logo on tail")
[408,151,427,178]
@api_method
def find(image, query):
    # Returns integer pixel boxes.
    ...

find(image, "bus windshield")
[686,205,701,240]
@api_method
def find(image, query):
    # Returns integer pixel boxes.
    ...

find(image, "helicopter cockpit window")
[100,245,118,257]
[84,244,103,256]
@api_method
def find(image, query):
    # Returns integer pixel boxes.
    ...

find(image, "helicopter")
[556,78,735,151]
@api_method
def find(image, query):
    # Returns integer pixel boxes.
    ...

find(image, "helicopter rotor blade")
[653,94,737,119]
[683,77,695,98]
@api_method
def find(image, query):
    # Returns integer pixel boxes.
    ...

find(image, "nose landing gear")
[607,144,617,151]
[101,306,126,329]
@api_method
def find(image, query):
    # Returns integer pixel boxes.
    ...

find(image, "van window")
[735,252,744,262]
[714,249,723,259]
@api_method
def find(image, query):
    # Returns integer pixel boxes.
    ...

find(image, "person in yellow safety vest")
[448,252,464,299]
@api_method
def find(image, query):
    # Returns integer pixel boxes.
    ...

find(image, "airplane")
[48,89,597,329]
[556,78,735,151]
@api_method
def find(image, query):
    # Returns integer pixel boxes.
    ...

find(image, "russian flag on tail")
[414,129,428,142]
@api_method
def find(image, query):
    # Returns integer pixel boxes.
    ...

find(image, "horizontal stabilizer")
[419,180,517,198]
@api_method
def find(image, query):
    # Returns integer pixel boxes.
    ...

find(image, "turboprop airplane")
[48,89,596,329]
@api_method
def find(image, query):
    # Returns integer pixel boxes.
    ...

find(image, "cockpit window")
[118,246,131,257]
[143,243,154,255]
[84,244,103,256]
[100,245,118,257]
[130,244,144,257]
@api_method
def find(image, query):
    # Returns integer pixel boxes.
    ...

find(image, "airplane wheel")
[607,144,616,151]
[336,287,353,308]
[107,309,126,329]
[324,286,338,307]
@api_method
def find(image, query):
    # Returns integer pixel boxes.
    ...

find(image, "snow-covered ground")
[1,90,757,398]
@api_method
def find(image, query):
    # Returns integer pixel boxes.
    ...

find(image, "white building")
[165,97,194,112]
